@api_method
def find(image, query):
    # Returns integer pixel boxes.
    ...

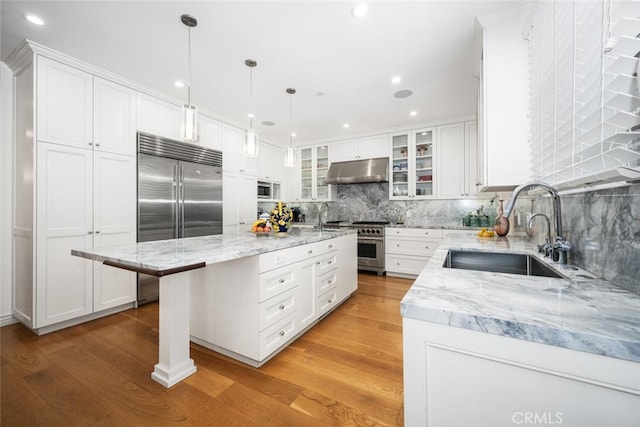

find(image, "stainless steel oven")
[352,221,388,275]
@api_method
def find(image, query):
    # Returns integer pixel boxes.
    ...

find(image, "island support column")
[151,270,197,387]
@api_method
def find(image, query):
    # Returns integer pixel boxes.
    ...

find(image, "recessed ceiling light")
[316,92,325,97]
[174,80,185,88]
[351,4,368,18]
[343,123,350,128]
[391,76,402,84]
[25,14,45,26]
[393,89,413,99]
[410,111,418,116]
[262,121,275,127]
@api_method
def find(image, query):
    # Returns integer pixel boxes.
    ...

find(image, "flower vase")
[270,202,292,233]
[494,199,510,236]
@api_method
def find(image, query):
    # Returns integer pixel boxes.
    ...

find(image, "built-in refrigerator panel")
[136,132,223,305]
[138,153,178,242]
[181,161,223,238]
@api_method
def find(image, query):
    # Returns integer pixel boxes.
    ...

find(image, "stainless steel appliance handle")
[179,165,185,238]
[358,237,384,243]
[173,164,179,238]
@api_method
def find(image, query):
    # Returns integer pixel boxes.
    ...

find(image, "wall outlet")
[406,210,412,218]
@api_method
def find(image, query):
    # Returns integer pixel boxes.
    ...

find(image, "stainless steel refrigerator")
[137,132,223,304]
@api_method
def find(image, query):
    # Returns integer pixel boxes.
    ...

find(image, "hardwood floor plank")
[0,273,414,426]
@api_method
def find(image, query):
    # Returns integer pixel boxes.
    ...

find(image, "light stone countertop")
[400,234,640,363]
[72,228,356,276]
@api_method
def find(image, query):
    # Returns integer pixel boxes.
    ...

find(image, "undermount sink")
[443,250,565,279]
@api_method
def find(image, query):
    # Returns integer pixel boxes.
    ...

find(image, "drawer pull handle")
[316,261,320,265]
[328,244,333,248]
[327,280,332,284]
[425,246,428,249]
[307,250,313,254]
[278,278,285,283]
[279,331,285,337]
[279,304,285,310]
[327,298,333,303]
[397,244,400,247]
[328,260,332,264]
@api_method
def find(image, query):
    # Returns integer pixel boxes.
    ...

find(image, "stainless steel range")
[351,221,389,275]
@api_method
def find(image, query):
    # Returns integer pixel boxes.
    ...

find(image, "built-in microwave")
[257,181,271,199]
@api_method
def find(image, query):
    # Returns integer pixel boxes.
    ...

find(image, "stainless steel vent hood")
[325,157,389,184]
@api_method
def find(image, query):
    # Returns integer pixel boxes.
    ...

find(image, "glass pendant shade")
[285,145,296,168]
[245,128,259,157]
[181,104,198,143]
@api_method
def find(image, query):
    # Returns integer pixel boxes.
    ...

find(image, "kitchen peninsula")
[401,235,640,426]
[72,228,357,388]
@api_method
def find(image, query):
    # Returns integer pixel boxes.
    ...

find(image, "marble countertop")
[400,235,640,363]
[72,228,355,276]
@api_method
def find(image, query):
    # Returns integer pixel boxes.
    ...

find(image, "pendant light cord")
[187,25,192,106]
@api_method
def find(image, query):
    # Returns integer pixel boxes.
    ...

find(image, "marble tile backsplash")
[531,183,640,296]
[260,182,640,296]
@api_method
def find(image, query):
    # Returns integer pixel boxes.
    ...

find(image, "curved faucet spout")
[504,181,563,239]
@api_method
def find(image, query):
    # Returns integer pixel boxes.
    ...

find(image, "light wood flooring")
[1,273,413,426]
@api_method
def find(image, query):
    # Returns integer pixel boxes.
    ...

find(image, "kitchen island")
[72,228,357,387]
[401,235,640,426]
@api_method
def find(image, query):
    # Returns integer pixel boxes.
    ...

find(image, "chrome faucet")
[504,181,571,264]
[527,213,552,258]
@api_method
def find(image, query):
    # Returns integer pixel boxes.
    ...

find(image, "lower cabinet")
[190,234,357,367]
[385,228,444,277]
[403,317,640,426]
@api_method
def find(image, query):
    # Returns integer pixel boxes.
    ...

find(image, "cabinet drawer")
[387,227,444,239]
[385,254,429,276]
[386,237,440,257]
[315,252,338,276]
[317,289,339,317]
[259,267,297,302]
[258,288,297,332]
[258,241,335,273]
[259,313,298,359]
[317,271,337,295]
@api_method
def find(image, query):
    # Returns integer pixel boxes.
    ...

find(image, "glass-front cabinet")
[390,128,435,199]
[299,144,333,201]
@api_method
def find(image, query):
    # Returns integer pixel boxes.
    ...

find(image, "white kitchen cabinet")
[34,143,136,328]
[298,144,336,201]
[93,77,137,156]
[222,124,258,176]
[476,14,530,191]
[404,317,640,426]
[329,134,389,162]
[385,228,443,277]
[190,234,357,366]
[435,121,484,198]
[136,93,182,141]
[390,129,436,199]
[196,114,222,151]
[223,172,257,234]
[258,141,284,182]
[36,56,93,148]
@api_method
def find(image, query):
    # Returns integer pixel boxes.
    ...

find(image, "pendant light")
[181,14,198,143]
[244,59,259,157]
[285,88,296,168]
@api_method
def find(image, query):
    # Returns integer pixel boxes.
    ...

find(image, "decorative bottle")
[494,199,510,236]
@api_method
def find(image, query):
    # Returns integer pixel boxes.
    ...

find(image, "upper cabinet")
[198,114,222,151]
[136,93,182,141]
[390,128,435,199]
[221,124,257,176]
[94,77,137,156]
[258,141,284,182]
[330,134,389,163]
[36,56,93,148]
[476,13,530,191]
[299,144,335,201]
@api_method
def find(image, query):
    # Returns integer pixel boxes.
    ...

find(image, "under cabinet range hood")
[325,157,389,184]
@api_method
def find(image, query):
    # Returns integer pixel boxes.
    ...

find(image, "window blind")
[528,0,640,190]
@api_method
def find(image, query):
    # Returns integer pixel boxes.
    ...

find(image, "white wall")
[1,62,15,325]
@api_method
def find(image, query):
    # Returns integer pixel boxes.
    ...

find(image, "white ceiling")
[1,1,524,146]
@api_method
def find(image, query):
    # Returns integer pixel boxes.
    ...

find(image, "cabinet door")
[465,121,479,197]
[436,123,466,198]
[413,128,435,198]
[222,124,258,176]
[36,143,93,327]
[239,174,258,227]
[299,147,314,200]
[93,77,136,156]
[296,259,317,329]
[93,152,136,311]
[390,132,411,198]
[137,93,182,141]
[258,141,284,182]
[223,172,241,233]
[315,145,331,200]
[198,115,222,151]
[358,134,389,160]
[330,139,359,162]
[37,56,93,148]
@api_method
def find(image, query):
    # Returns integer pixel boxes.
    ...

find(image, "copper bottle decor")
[494,199,510,236]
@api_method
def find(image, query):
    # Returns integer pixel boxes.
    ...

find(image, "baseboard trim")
[1,314,19,327]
